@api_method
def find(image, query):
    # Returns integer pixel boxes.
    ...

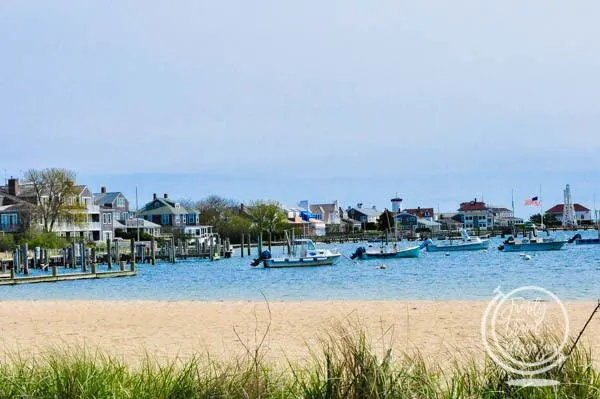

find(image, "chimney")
[163,193,168,199]
[153,193,157,200]
[8,178,19,196]
[101,186,107,194]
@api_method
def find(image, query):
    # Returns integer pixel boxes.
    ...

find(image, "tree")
[529,213,560,227]
[378,209,396,232]
[24,168,84,232]
[246,201,288,244]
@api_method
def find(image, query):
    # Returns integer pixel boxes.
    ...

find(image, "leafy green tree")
[0,234,15,251]
[246,201,288,238]
[24,168,85,232]
[377,209,396,232]
[529,212,560,227]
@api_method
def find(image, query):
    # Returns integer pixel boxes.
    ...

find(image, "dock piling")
[107,238,113,270]
[22,243,29,275]
[150,236,156,265]
[240,234,244,258]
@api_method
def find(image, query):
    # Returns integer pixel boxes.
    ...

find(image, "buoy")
[519,253,526,257]
[378,264,387,269]
[482,249,488,253]
[522,255,531,261]
[445,252,450,256]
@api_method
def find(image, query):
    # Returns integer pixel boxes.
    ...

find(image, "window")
[102,213,112,224]
[161,215,170,225]
[116,197,125,208]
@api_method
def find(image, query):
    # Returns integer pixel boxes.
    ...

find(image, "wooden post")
[119,260,125,271]
[80,242,86,272]
[115,240,120,265]
[91,262,97,274]
[62,248,67,269]
[240,234,245,258]
[247,233,251,256]
[268,231,272,252]
[171,237,176,263]
[150,236,156,265]
[52,264,58,277]
[209,237,214,261]
[23,243,29,275]
[106,238,113,269]
[130,238,136,268]
[70,241,76,269]
[13,246,19,274]
[257,232,262,257]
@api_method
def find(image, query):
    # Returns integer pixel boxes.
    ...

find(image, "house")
[284,204,326,236]
[116,218,162,237]
[546,204,592,224]
[0,178,101,241]
[394,212,441,233]
[436,213,464,231]
[138,193,201,233]
[346,204,380,227]
[404,207,435,221]
[93,186,131,241]
[458,199,490,230]
[487,207,523,227]
[298,200,344,233]
[458,199,521,230]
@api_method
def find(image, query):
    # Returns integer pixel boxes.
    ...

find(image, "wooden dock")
[0,269,136,286]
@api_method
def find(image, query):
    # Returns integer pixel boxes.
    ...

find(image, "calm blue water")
[1,230,599,301]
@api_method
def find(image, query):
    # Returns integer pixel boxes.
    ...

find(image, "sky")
[1,1,599,218]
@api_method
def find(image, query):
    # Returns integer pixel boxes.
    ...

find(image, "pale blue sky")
[1,1,599,217]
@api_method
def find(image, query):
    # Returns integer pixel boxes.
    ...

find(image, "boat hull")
[263,254,341,268]
[575,239,600,245]
[501,241,566,252]
[361,246,421,259]
[426,240,489,252]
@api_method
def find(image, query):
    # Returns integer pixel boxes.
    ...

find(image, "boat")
[350,242,424,260]
[251,239,341,268]
[568,232,600,245]
[498,232,566,252]
[423,229,489,252]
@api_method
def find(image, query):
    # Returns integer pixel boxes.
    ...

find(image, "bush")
[0,234,15,251]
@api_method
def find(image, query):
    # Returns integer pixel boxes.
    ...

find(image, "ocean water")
[0,230,598,301]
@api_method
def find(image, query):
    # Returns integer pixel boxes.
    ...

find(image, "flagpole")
[539,185,543,230]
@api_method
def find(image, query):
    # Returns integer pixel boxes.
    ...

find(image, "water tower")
[391,195,403,213]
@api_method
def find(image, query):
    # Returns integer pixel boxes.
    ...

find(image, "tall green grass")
[0,326,598,398]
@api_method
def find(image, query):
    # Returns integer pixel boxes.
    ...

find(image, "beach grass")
[0,326,598,398]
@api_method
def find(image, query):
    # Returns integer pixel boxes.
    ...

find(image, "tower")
[391,196,403,213]
[563,184,577,228]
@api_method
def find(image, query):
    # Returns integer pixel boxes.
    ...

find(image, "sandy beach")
[0,300,598,366]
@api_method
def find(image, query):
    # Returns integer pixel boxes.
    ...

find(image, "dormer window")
[175,203,180,208]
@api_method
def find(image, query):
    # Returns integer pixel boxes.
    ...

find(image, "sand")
[0,300,598,366]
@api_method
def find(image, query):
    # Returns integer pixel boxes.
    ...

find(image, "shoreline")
[1,300,598,366]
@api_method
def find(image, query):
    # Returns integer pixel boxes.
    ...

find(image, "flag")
[524,196,541,206]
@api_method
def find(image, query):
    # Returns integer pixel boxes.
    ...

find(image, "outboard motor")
[419,239,433,250]
[350,246,366,260]
[250,249,272,267]
[568,233,582,244]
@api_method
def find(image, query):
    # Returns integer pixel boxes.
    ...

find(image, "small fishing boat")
[350,243,424,260]
[568,232,600,245]
[423,229,489,252]
[251,239,341,268]
[498,232,566,252]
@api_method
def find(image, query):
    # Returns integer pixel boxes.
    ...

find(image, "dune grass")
[0,326,598,398]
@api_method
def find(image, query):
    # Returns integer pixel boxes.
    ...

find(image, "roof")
[124,218,161,228]
[404,207,434,217]
[139,197,198,216]
[309,202,338,214]
[417,218,441,227]
[93,192,122,206]
[350,207,380,217]
[458,201,487,211]
[546,203,590,213]
[488,207,512,213]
